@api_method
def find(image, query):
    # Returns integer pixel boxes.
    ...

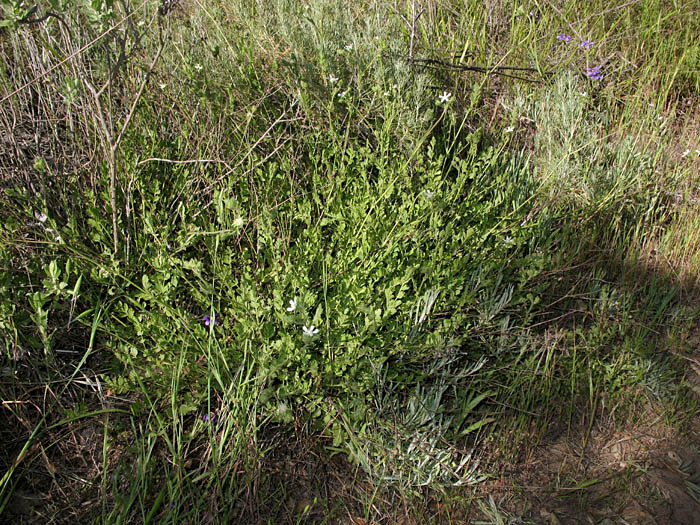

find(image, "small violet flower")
[584,66,602,80]
[303,325,320,337]
[202,413,218,423]
[580,40,595,50]
[202,313,218,327]
[438,91,452,104]
[557,33,572,42]
[286,297,297,312]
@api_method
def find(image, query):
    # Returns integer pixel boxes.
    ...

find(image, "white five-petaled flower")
[681,149,691,158]
[158,83,167,90]
[438,91,452,104]
[303,325,319,337]
[194,63,203,71]
[34,210,47,223]
[503,236,514,245]
[328,74,339,84]
[344,43,353,51]
[286,297,297,312]
[504,126,515,133]
[425,189,434,199]
[338,90,348,98]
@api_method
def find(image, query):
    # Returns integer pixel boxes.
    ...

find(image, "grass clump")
[1,0,699,522]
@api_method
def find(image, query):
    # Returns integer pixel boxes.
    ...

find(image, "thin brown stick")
[136,158,232,169]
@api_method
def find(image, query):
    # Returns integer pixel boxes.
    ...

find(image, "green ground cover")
[1,0,699,522]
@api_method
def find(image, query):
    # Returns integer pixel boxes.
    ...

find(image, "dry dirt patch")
[478,357,700,524]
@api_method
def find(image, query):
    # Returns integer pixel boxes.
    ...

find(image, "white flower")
[504,126,515,133]
[137,20,145,27]
[158,83,167,90]
[338,90,348,98]
[194,63,203,71]
[438,91,452,104]
[383,91,390,97]
[302,325,319,337]
[681,149,691,158]
[344,43,353,51]
[328,74,339,84]
[425,189,434,199]
[34,210,47,223]
[286,297,297,312]
[503,236,514,245]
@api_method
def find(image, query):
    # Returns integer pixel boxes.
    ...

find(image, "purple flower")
[584,66,602,80]
[580,40,595,50]
[203,413,218,423]
[202,313,218,327]
[557,33,572,42]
